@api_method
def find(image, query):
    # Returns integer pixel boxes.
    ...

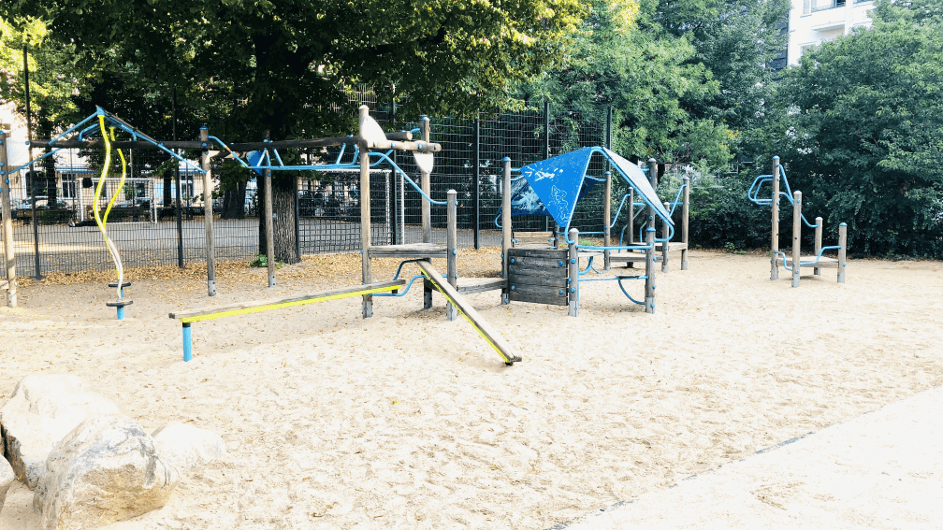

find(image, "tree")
[669,0,790,162]
[5,0,585,262]
[1,16,92,205]
[519,0,732,169]
[768,0,943,257]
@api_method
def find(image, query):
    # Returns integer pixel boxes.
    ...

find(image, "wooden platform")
[456,277,506,294]
[1,280,8,290]
[654,241,688,252]
[607,252,647,263]
[368,243,447,259]
[787,256,839,268]
[512,231,555,248]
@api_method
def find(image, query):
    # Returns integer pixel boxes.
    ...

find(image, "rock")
[151,422,226,473]
[0,374,121,489]
[1,455,14,514]
[33,414,179,530]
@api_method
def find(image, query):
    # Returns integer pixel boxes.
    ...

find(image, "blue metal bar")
[617,278,645,305]
[373,275,425,297]
[273,148,286,167]
[8,148,64,175]
[76,123,102,140]
[335,143,348,164]
[577,242,653,251]
[368,152,447,205]
[748,174,774,205]
[45,112,102,144]
[667,181,686,216]
[182,323,193,362]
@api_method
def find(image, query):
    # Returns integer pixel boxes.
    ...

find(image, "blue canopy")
[512,147,673,228]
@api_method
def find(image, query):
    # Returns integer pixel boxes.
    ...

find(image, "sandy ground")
[560,385,943,530]
[1,249,942,529]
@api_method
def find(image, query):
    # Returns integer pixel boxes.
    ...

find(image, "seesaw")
[169,260,520,365]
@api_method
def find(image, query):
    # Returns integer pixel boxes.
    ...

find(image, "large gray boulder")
[0,374,121,489]
[152,422,227,473]
[33,414,179,530]
[1,455,14,515]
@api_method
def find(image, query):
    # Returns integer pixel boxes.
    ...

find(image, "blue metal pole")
[116,306,125,320]
[182,323,193,362]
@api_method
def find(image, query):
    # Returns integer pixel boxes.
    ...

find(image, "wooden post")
[647,159,657,272]
[771,156,780,281]
[0,129,16,307]
[814,216,823,276]
[604,171,611,270]
[661,201,670,273]
[501,158,512,303]
[645,226,656,314]
[398,166,405,244]
[838,223,847,284]
[568,228,579,317]
[263,131,276,288]
[420,116,431,244]
[446,189,458,321]
[681,175,690,270]
[792,190,802,288]
[359,106,373,318]
[200,126,217,296]
[419,116,433,310]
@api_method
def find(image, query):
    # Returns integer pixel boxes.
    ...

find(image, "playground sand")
[1,250,941,529]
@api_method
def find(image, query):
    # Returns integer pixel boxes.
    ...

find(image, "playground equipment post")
[200,126,217,296]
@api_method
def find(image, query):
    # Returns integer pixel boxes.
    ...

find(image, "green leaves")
[3,0,585,139]
[766,0,943,257]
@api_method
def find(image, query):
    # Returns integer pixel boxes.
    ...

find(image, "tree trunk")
[163,170,173,207]
[258,175,300,264]
[43,154,57,206]
[221,181,247,220]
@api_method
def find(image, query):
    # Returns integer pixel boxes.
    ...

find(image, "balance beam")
[416,260,522,365]
[169,279,406,361]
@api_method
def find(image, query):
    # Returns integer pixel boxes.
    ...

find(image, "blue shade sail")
[601,148,671,224]
[512,147,673,228]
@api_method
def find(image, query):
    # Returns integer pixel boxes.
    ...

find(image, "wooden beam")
[792,190,802,288]
[359,107,373,318]
[771,156,780,281]
[169,279,406,322]
[838,223,847,284]
[416,260,521,365]
[681,175,690,270]
[0,129,16,307]
[30,134,439,153]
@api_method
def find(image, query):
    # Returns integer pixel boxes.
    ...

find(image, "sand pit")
[1,249,941,529]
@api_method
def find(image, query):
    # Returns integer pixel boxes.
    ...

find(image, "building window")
[61,174,77,198]
[807,0,846,13]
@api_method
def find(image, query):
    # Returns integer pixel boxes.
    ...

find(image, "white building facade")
[788,0,876,65]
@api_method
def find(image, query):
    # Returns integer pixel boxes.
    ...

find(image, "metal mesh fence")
[3,101,630,278]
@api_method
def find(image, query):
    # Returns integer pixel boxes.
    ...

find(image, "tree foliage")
[767,0,943,257]
[519,0,787,171]
[6,0,586,139]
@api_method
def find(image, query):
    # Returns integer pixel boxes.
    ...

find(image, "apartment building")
[788,0,877,65]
